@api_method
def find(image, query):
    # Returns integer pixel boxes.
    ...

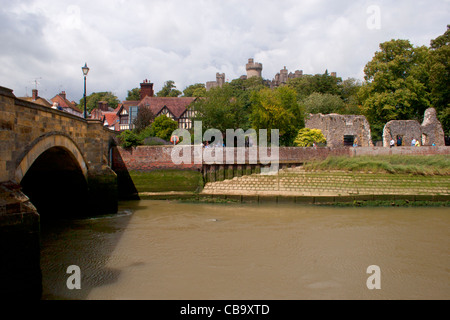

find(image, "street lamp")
[81,63,90,119]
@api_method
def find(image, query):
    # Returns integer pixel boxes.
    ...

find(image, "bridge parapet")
[0,85,118,298]
[0,86,116,182]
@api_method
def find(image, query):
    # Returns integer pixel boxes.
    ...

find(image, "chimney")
[98,100,109,111]
[32,89,38,101]
[140,80,154,100]
[60,91,66,100]
[331,72,337,78]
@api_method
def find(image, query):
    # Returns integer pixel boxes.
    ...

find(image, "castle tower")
[279,66,288,84]
[246,58,263,78]
[216,72,225,87]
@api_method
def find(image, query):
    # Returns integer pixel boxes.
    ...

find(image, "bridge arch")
[15,134,88,183]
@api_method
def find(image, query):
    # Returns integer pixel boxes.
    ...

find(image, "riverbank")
[122,154,450,206]
[139,192,450,206]
[137,165,450,206]
[202,165,449,193]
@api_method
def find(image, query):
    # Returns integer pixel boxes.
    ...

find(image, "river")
[40,200,449,300]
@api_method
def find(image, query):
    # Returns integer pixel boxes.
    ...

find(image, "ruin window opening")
[343,135,355,146]
[422,133,429,146]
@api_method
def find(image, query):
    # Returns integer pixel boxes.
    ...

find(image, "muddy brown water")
[40,200,449,300]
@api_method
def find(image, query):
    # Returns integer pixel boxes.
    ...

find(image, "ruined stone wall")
[382,108,445,147]
[382,120,422,147]
[305,113,373,148]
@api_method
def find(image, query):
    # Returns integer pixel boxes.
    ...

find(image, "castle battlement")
[246,58,263,78]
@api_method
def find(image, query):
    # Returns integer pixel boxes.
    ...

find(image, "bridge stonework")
[0,86,118,299]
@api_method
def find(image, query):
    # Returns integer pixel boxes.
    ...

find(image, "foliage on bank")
[294,128,326,147]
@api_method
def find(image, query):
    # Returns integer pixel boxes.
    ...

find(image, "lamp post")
[81,63,90,119]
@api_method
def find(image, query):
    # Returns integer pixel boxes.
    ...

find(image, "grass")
[129,169,204,193]
[303,155,450,176]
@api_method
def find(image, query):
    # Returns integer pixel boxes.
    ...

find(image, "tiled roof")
[103,112,119,127]
[51,94,82,114]
[19,96,52,108]
[138,96,196,118]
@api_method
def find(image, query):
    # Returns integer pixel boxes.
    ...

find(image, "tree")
[429,25,450,136]
[183,83,206,97]
[156,80,182,97]
[358,39,431,141]
[250,86,304,146]
[192,84,251,133]
[126,88,141,101]
[294,128,326,147]
[78,92,120,113]
[287,71,342,101]
[339,78,363,114]
[148,115,178,141]
[301,92,345,115]
[133,106,155,133]
[118,130,143,148]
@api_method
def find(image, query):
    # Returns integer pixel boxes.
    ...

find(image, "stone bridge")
[0,85,118,299]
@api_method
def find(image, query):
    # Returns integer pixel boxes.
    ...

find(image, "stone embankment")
[201,166,450,203]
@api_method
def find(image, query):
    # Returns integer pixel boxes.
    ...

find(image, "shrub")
[118,130,143,148]
[148,115,179,141]
[294,128,326,147]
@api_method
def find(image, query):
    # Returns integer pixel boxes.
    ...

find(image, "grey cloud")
[0,0,449,101]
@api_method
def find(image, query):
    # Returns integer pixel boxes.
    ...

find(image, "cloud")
[0,0,448,103]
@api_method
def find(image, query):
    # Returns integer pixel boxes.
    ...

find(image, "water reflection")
[40,200,450,300]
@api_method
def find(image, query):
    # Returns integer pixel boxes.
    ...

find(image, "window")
[422,133,429,146]
[120,115,129,124]
[343,135,355,146]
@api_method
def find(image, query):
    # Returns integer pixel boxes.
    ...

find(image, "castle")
[206,58,337,90]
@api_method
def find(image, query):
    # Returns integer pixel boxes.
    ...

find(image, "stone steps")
[202,168,450,196]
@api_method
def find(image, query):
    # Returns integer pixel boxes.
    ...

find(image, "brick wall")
[351,146,450,157]
[112,146,202,172]
[113,145,450,173]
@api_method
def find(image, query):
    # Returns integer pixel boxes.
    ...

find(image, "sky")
[0,0,449,103]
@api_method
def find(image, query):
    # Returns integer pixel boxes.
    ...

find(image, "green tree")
[156,80,182,97]
[183,83,206,97]
[133,106,155,133]
[429,25,450,136]
[118,130,143,148]
[149,115,178,141]
[287,71,342,101]
[339,78,363,114]
[294,128,326,147]
[79,92,120,113]
[250,86,304,146]
[301,92,345,115]
[358,39,431,141]
[126,88,141,101]
[192,84,251,133]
